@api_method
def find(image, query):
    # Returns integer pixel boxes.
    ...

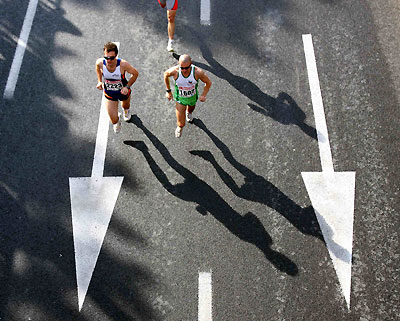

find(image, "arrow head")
[301,171,356,309]
[69,176,124,311]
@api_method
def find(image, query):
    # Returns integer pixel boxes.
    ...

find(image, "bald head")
[179,54,192,65]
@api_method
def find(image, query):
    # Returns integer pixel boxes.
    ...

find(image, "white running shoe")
[123,108,131,121]
[113,113,121,133]
[175,126,182,138]
[186,111,193,123]
[167,39,174,52]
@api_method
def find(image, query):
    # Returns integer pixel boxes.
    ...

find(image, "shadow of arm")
[124,140,175,193]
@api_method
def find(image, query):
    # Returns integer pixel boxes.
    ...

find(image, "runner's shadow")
[124,116,299,276]
[191,119,352,263]
[191,119,322,240]
[172,36,317,140]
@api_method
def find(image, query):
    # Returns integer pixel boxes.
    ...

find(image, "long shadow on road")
[191,119,322,240]
[190,119,352,263]
[124,115,299,276]
[173,31,317,140]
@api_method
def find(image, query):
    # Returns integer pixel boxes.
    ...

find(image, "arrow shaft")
[303,34,334,174]
[91,96,109,178]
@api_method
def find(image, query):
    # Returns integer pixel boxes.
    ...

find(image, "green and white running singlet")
[174,66,198,106]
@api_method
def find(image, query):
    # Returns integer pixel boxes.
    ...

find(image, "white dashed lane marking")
[198,271,213,321]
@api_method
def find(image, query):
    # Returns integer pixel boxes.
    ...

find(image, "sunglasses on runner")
[180,65,191,70]
[104,56,116,60]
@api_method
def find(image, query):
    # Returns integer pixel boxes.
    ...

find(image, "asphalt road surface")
[0,0,399,320]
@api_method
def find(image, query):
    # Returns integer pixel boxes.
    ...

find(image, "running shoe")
[167,39,174,52]
[175,126,182,138]
[123,108,131,121]
[186,111,193,123]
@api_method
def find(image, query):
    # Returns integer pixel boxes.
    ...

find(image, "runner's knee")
[187,105,196,113]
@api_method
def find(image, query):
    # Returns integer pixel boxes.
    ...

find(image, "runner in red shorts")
[158,0,178,51]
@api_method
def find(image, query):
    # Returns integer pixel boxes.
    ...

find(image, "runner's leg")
[176,102,186,128]
[105,99,119,124]
[186,105,195,122]
[121,93,132,121]
[121,93,131,111]
[167,10,177,40]
[187,105,195,113]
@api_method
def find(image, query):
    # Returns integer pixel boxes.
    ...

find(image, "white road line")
[198,271,212,321]
[200,0,211,25]
[91,96,109,178]
[3,0,39,100]
[302,34,334,175]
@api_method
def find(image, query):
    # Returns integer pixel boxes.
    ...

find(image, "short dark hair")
[103,42,118,56]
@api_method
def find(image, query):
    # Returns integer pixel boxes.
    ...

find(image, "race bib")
[104,79,123,91]
[178,86,196,97]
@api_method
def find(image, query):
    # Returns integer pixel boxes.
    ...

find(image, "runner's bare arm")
[95,58,103,90]
[121,60,139,87]
[164,66,178,89]
[164,67,178,100]
[196,68,212,101]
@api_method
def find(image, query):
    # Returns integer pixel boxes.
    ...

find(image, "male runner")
[164,54,212,138]
[157,0,178,51]
[95,42,139,133]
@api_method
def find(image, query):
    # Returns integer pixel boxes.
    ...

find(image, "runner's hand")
[166,91,173,101]
[96,82,103,90]
[199,95,206,102]
[121,87,129,95]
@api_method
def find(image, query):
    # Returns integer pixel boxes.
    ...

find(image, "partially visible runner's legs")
[165,0,178,51]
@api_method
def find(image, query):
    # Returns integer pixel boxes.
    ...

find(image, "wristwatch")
[166,89,172,93]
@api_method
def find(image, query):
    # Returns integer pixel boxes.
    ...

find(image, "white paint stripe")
[198,271,212,321]
[302,34,334,175]
[91,96,109,178]
[200,0,211,25]
[3,0,39,100]
[91,42,120,178]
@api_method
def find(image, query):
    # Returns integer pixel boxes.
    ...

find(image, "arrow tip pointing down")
[301,171,355,310]
[69,176,124,311]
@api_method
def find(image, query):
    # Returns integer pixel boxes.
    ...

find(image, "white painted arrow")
[69,43,123,312]
[301,34,356,310]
